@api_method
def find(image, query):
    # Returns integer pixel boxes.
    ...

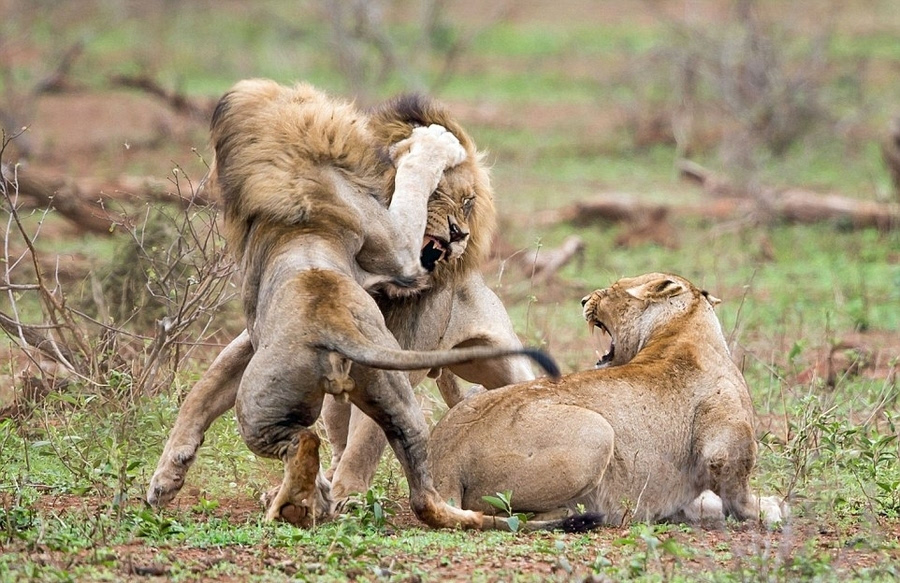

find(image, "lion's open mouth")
[589,320,614,368]
[421,236,450,272]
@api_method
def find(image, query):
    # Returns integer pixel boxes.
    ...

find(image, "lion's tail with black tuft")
[329,330,561,379]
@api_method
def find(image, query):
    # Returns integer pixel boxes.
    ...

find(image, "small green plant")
[130,508,184,540]
[340,486,396,531]
[481,490,531,533]
[191,497,220,515]
[613,523,690,579]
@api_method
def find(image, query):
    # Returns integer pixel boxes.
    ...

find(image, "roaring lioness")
[149,79,557,529]
[430,273,788,530]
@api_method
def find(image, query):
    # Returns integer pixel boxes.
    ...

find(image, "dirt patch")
[12,491,900,581]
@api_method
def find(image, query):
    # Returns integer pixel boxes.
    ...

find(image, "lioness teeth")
[590,321,614,368]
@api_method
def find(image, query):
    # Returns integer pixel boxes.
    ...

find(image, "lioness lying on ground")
[147,83,543,521]
[430,272,788,530]
[182,79,558,529]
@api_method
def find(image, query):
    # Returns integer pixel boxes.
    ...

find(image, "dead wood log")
[534,194,680,248]
[676,159,742,198]
[677,160,900,230]
[0,310,77,365]
[1,164,119,234]
[535,193,669,226]
[528,235,585,282]
[774,189,899,230]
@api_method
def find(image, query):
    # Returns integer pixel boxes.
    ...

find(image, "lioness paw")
[759,496,789,528]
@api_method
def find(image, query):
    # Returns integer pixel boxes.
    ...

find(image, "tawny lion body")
[147,80,552,528]
[430,273,788,530]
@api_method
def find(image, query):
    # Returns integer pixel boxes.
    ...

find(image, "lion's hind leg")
[348,368,483,529]
[147,331,253,508]
[263,429,332,527]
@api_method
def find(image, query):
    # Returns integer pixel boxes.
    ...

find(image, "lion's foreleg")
[388,125,467,273]
[441,273,538,388]
[147,330,253,508]
[329,408,388,502]
[435,369,466,408]
[322,395,351,481]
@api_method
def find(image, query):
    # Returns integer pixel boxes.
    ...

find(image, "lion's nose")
[448,220,468,243]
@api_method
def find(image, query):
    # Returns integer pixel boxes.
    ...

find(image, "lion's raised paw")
[390,124,466,170]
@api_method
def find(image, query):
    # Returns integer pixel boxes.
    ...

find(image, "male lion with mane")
[147,80,554,528]
[429,272,789,531]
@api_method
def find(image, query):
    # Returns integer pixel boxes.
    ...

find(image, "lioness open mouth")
[589,320,614,368]
[421,236,450,272]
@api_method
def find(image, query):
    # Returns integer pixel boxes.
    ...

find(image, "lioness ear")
[625,277,688,301]
[702,290,722,306]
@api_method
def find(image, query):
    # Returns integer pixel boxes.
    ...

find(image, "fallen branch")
[535,193,669,226]
[774,189,899,230]
[0,310,77,365]
[110,74,215,119]
[1,163,118,234]
[0,165,213,235]
[534,194,680,248]
[527,235,585,282]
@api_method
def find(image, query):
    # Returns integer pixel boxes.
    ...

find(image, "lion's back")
[207,79,389,256]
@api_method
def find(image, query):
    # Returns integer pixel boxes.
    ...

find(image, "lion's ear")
[625,277,688,302]
[701,290,722,306]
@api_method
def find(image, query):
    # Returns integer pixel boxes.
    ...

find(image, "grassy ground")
[2,1,899,581]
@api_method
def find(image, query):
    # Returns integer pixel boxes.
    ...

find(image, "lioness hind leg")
[703,426,787,527]
[263,429,328,527]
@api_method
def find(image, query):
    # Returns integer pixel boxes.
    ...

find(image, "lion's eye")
[462,196,475,217]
